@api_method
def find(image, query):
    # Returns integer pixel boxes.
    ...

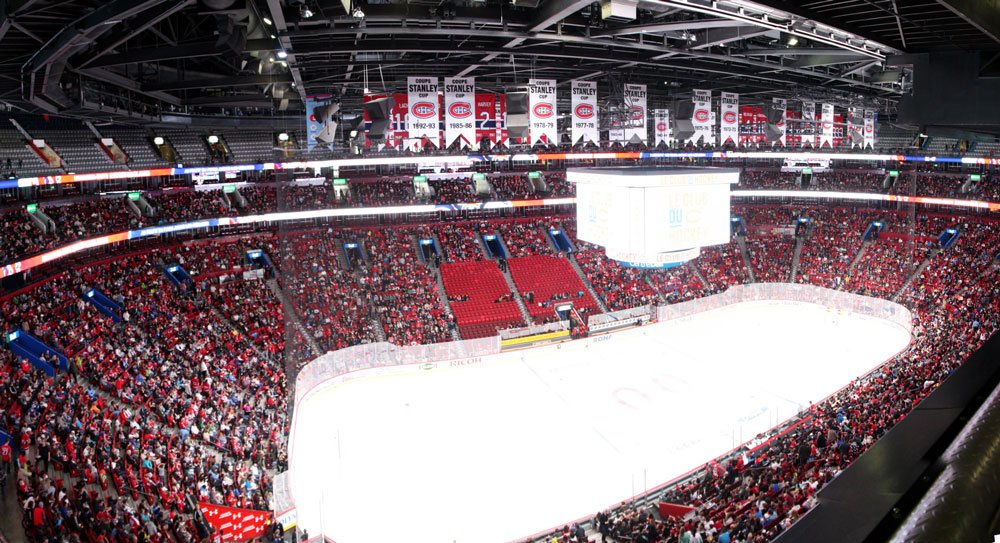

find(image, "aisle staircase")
[566,253,610,313]
[688,262,712,291]
[431,265,463,341]
[790,236,806,283]
[499,264,535,325]
[266,279,323,357]
[735,237,757,283]
[893,247,941,301]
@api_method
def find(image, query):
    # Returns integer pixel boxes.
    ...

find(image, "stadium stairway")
[430,264,463,341]
[266,279,323,357]
[687,263,712,292]
[735,236,758,283]
[846,239,873,279]
[498,263,535,325]
[790,236,806,283]
[566,253,611,313]
[893,247,942,302]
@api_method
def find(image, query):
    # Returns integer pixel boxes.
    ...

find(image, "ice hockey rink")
[287,298,911,543]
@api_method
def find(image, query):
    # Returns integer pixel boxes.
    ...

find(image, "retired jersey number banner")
[444,77,475,149]
[529,78,558,145]
[571,80,598,145]
[720,92,738,146]
[624,83,647,144]
[407,76,440,151]
[654,109,670,147]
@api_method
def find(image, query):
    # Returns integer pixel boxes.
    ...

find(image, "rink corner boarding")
[272,283,914,541]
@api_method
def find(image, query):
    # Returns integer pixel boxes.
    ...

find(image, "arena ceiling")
[1,0,998,121]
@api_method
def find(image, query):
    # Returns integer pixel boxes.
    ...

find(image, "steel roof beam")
[143,74,293,91]
[934,0,1000,46]
[84,38,276,68]
[594,19,756,37]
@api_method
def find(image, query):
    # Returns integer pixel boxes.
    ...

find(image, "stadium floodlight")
[277,51,288,59]
[277,132,290,142]
[349,130,358,139]
[788,36,799,46]
[262,16,273,25]
[153,136,165,146]
[208,135,220,144]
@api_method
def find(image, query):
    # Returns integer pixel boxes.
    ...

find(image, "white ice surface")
[288,300,911,543]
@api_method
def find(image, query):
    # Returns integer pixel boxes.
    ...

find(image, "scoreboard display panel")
[572,167,739,267]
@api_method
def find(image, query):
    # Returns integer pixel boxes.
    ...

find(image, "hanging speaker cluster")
[506,92,530,140]
[364,96,395,142]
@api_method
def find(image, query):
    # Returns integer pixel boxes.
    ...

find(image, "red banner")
[198,502,270,542]
[475,92,497,146]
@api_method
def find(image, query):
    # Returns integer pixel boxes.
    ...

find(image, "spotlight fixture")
[352,6,365,18]
[262,17,273,25]
[153,136,165,146]
[277,51,288,59]
[788,36,799,46]
[301,5,313,18]
[277,132,290,142]
[207,135,220,144]
[349,130,359,139]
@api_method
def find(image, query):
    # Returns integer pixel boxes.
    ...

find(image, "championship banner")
[821,103,835,148]
[571,81,598,144]
[801,101,816,148]
[772,98,787,146]
[528,78,558,145]
[304,95,333,151]
[198,503,269,542]
[407,76,440,151]
[624,83,647,144]
[864,109,876,150]
[720,92,738,146]
[654,109,671,146]
[444,77,476,150]
[691,89,712,144]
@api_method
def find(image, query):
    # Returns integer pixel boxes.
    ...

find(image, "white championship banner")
[864,109,876,150]
[571,81,598,145]
[772,98,787,146]
[407,76,440,150]
[654,109,671,147]
[624,83,648,144]
[444,77,476,149]
[529,78,558,145]
[609,105,624,143]
[691,89,712,145]
[720,92,738,146]
[821,103,835,148]
[802,101,817,148]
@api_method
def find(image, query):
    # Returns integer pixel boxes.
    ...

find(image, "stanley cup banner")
[821,103,835,148]
[444,77,476,149]
[528,78,557,145]
[691,89,712,144]
[864,109,876,149]
[654,109,671,146]
[720,92,738,145]
[772,98,787,146]
[571,81,598,145]
[624,83,648,144]
[801,100,816,147]
[407,76,439,150]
